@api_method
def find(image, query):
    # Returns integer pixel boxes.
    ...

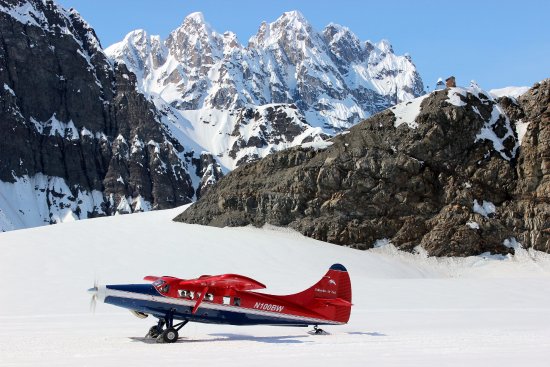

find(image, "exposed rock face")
[176,81,550,256]
[0,0,220,231]
[508,81,550,252]
[106,11,424,168]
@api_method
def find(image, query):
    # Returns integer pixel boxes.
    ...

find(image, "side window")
[178,290,189,298]
[222,296,231,305]
[205,293,214,301]
[234,297,241,307]
[189,291,195,299]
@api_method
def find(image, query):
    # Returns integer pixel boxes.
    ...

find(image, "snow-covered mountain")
[0,0,222,231]
[106,11,424,168]
[0,2,423,231]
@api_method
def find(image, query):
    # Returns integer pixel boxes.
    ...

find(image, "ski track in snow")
[1,206,550,366]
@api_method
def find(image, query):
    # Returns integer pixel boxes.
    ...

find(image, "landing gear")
[147,325,162,339]
[161,327,178,343]
[308,325,329,335]
[145,319,165,339]
[146,311,189,343]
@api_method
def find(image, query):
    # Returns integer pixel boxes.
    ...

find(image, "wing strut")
[192,286,209,314]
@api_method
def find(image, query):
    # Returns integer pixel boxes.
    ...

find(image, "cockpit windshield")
[152,279,165,287]
[153,279,170,293]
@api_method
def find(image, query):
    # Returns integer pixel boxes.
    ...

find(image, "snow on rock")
[503,237,522,250]
[132,195,153,212]
[0,174,104,232]
[466,221,480,230]
[390,93,430,128]
[475,102,518,161]
[373,238,391,248]
[116,196,132,214]
[516,120,530,145]
[157,100,327,170]
[447,87,467,107]
[473,199,496,218]
[301,139,334,150]
[0,0,48,29]
[447,85,519,160]
[30,113,80,140]
[3,83,15,96]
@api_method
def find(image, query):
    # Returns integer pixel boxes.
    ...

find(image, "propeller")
[88,279,99,314]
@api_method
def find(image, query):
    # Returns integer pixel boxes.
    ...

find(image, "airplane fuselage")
[100,283,344,326]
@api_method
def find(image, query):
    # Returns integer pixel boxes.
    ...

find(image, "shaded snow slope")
[489,86,530,99]
[1,206,549,366]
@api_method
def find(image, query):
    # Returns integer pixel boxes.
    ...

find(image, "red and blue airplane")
[88,264,352,343]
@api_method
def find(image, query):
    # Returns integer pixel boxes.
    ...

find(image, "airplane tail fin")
[282,264,352,324]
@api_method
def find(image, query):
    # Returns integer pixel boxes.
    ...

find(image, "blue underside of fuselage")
[105,284,312,326]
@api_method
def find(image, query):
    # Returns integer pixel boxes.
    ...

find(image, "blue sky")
[57,0,549,90]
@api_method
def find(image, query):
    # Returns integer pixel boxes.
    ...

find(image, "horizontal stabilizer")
[315,297,353,307]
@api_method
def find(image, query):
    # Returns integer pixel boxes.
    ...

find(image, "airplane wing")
[143,275,161,282]
[178,274,266,291]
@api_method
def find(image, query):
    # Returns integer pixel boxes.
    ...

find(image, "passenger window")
[223,296,230,305]
[205,293,214,301]
[234,297,241,307]
[178,290,189,298]
[189,291,195,299]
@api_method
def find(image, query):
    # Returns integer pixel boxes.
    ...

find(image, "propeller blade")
[89,293,97,313]
[88,278,99,314]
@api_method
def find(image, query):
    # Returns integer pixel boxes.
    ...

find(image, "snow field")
[0,206,549,366]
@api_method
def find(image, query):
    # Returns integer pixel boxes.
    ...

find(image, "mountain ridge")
[106,10,424,169]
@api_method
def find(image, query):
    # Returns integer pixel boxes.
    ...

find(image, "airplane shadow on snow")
[130,333,311,344]
[130,332,385,344]
[347,331,386,337]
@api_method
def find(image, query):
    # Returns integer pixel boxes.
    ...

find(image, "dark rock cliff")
[176,80,550,256]
[0,0,220,229]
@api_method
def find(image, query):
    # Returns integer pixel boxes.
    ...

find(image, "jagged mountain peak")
[183,11,206,24]
[274,10,311,29]
[172,11,215,38]
[165,11,223,64]
[248,10,321,52]
[323,23,363,64]
[222,31,241,50]
[324,22,354,38]
[377,39,394,54]
[106,9,425,165]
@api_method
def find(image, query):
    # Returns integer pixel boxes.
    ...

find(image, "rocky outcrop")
[507,81,550,252]
[0,0,219,231]
[176,81,550,256]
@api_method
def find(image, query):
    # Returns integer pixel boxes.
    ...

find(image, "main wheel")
[161,327,178,343]
[147,325,161,339]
